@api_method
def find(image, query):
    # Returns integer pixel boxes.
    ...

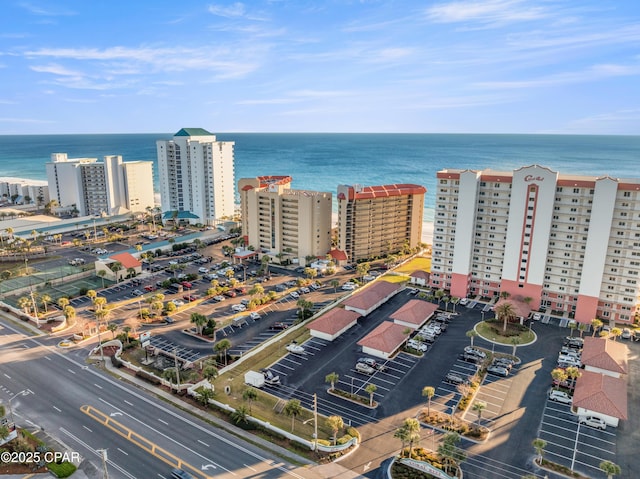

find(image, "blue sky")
[1,0,639,134]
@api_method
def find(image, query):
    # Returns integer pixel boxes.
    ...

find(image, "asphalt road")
[0,317,314,479]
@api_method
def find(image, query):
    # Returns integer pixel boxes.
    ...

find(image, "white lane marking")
[117,448,129,456]
[83,425,92,432]
[53,406,62,412]
[198,439,209,447]
[158,418,168,425]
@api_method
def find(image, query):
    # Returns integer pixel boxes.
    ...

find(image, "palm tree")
[63,305,76,326]
[438,432,466,475]
[591,318,603,336]
[203,365,218,383]
[40,293,51,314]
[17,296,31,314]
[57,297,70,310]
[532,438,547,465]
[231,405,249,425]
[326,415,344,445]
[510,336,521,356]
[242,387,258,415]
[284,399,303,432]
[422,386,435,416]
[110,261,123,282]
[394,425,410,458]
[569,321,577,337]
[365,383,377,407]
[450,297,459,312]
[190,313,207,335]
[402,418,421,459]
[97,270,107,288]
[551,368,568,390]
[611,327,622,341]
[107,323,118,339]
[434,289,445,306]
[194,386,214,407]
[466,329,478,346]
[86,289,98,303]
[578,322,588,338]
[472,401,486,427]
[330,279,340,293]
[495,301,516,332]
[565,366,581,389]
[325,372,339,391]
[248,284,264,298]
[214,339,232,367]
[599,460,621,479]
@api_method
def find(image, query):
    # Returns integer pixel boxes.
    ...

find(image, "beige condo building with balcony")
[336,184,426,263]
[238,176,332,266]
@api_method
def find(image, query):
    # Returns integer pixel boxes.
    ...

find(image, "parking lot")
[538,396,617,477]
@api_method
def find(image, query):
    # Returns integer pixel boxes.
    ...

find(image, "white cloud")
[208,2,247,18]
[425,0,548,25]
[18,2,75,16]
[236,98,298,105]
[30,63,82,76]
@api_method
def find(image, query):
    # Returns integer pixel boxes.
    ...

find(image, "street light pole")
[7,389,32,425]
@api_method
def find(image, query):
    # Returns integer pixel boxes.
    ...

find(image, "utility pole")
[173,347,180,388]
[313,393,318,451]
[96,449,109,479]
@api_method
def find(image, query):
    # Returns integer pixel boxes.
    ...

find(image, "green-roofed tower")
[157,128,235,226]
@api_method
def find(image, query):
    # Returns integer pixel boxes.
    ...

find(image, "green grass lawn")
[475,320,536,345]
[395,256,431,274]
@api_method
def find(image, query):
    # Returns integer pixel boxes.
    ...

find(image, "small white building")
[390,300,438,330]
[343,281,402,316]
[572,370,627,428]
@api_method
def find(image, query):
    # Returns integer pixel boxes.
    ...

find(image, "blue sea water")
[1,133,639,225]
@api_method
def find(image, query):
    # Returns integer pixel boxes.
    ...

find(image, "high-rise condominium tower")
[430,164,640,324]
[156,128,235,225]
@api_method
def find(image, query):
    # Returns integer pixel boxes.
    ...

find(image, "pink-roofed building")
[573,369,627,427]
[580,337,628,378]
[343,281,402,316]
[95,251,142,282]
[307,308,361,341]
[410,270,430,287]
[357,322,410,359]
[390,300,438,329]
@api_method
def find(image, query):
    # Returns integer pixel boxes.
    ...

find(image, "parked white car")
[548,389,572,404]
[286,342,305,354]
[250,312,261,320]
[232,304,247,312]
[579,415,607,430]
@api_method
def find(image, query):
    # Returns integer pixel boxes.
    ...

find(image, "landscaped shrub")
[135,369,161,384]
[48,461,77,478]
[346,427,360,440]
[336,435,352,445]
[316,439,331,447]
[110,355,122,368]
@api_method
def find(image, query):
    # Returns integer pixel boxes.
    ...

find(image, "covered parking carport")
[307,308,361,341]
[390,299,438,330]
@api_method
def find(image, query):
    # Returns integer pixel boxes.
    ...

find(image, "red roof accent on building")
[241,184,255,191]
[109,252,141,269]
[556,179,596,188]
[436,171,461,180]
[581,337,628,375]
[618,182,640,190]
[307,308,361,335]
[340,184,426,201]
[357,321,409,354]
[257,175,292,187]
[479,174,513,183]
[328,249,348,261]
[410,270,430,280]
[572,370,627,419]
[343,281,402,311]
[390,300,438,326]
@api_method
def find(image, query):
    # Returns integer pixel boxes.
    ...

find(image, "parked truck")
[244,370,265,388]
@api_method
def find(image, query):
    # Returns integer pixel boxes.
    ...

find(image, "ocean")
[2,133,639,240]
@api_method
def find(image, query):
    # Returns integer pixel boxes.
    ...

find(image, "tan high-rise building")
[337,184,426,262]
[239,176,332,266]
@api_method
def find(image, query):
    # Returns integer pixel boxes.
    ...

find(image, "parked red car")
[181,281,192,289]
[224,290,237,298]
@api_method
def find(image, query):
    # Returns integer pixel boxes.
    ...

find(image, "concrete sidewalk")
[98,356,363,479]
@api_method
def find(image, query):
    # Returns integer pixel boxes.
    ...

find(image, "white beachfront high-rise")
[430,165,640,324]
[46,153,154,217]
[156,128,235,225]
